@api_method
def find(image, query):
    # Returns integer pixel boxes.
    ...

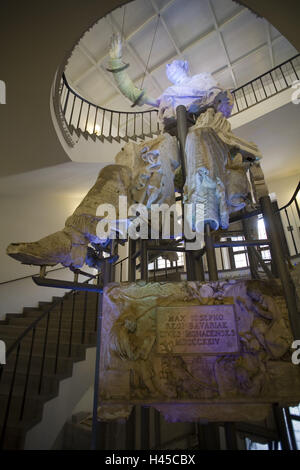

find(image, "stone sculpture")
[6,35,293,429]
[115,133,180,208]
[7,164,131,268]
[98,279,300,422]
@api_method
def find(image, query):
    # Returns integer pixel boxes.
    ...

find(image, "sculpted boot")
[7,164,132,269]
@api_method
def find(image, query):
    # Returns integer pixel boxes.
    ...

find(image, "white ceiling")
[65,0,298,113]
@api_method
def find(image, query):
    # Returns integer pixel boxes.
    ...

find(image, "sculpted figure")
[115,133,179,208]
[7,164,131,268]
[109,304,157,396]
[108,34,234,124]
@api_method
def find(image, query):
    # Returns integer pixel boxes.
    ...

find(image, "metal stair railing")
[59,54,300,144]
[231,54,300,116]
[110,181,300,283]
[134,181,300,280]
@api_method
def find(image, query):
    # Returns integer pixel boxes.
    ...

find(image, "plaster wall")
[0,189,85,318]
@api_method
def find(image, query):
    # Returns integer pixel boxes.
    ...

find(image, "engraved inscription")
[156,305,239,355]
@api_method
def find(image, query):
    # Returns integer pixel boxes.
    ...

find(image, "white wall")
[233,102,300,182]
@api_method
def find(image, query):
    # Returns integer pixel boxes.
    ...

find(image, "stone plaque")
[156,305,239,355]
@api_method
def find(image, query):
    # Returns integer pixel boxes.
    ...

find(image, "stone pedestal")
[98,280,300,423]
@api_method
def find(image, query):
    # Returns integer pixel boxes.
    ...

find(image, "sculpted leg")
[7,165,132,269]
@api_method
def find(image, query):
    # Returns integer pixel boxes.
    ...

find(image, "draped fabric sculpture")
[7,35,263,269]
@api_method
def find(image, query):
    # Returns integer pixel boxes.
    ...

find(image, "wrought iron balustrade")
[59,54,300,144]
